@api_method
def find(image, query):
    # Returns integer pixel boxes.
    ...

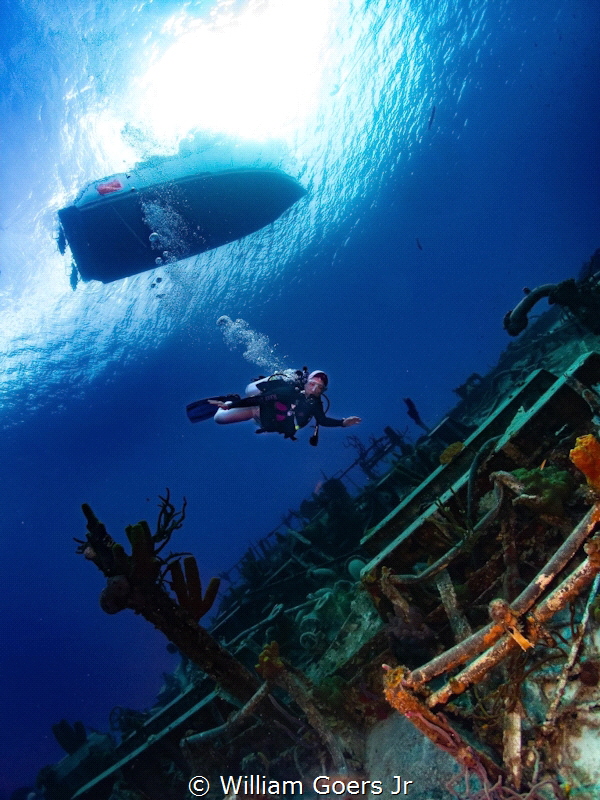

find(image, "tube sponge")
[168,556,220,621]
[126,521,159,583]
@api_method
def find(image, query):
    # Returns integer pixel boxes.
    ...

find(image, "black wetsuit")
[227,380,344,439]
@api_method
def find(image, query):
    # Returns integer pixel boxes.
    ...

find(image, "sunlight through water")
[132,0,334,145]
[0,0,449,424]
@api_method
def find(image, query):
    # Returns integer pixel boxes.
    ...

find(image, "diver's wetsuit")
[226,380,344,439]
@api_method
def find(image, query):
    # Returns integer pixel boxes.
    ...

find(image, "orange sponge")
[570,434,600,492]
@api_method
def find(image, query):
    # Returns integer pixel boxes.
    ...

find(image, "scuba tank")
[253,368,305,438]
[254,367,307,394]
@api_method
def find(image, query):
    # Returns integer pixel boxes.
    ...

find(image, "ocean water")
[1,0,599,794]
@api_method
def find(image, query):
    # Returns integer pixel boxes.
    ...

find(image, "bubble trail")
[216,315,288,374]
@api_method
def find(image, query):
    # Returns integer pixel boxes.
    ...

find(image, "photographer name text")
[218,775,414,795]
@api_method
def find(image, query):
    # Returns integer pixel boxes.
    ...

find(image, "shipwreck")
[36,250,600,799]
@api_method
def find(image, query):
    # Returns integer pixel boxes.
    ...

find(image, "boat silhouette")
[58,161,306,283]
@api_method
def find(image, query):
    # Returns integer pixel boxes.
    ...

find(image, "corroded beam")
[383,666,504,784]
[426,534,600,707]
[403,505,600,689]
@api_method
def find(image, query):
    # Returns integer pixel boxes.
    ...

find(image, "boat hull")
[58,168,305,283]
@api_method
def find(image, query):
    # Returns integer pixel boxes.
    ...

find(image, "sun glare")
[132,0,334,145]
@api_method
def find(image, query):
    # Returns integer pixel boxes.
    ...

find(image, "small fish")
[403,398,430,432]
[416,238,423,251]
[428,105,436,130]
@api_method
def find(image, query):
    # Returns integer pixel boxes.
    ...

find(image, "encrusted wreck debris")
[38,255,600,800]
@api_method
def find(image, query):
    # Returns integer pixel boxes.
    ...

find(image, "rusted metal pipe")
[542,572,600,731]
[383,665,504,786]
[387,477,505,590]
[503,284,558,336]
[426,534,600,707]
[404,505,600,689]
[275,670,348,774]
[181,682,271,747]
[489,599,533,651]
[512,507,600,613]
[383,666,504,784]
[503,697,523,791]
[534,535,600,618]
[435,568,472,642]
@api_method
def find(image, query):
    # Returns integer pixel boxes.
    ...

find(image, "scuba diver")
[186,369,361,445]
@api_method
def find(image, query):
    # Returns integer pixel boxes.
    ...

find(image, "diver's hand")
[342,416,361,427]
[208,399,233,409]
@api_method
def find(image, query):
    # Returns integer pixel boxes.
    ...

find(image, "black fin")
[186,394,240,423]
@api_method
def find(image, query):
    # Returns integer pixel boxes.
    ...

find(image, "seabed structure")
[37,251,600,800]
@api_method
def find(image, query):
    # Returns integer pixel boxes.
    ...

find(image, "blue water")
[1,0,599,793]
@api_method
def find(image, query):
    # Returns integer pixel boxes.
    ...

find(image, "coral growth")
[52,719,87,754]
[439,441,465,465]
[75,491,219,622]
[76,493,260,705]
[509,465,575,516]
[570,433,600,493]
[256,641,285,680]
[169,556,220,622]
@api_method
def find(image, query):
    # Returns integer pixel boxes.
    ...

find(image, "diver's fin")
[186,394,240,423]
